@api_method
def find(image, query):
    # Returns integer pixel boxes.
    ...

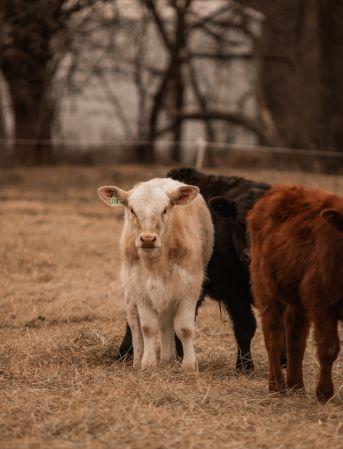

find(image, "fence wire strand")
[1,138,343,159]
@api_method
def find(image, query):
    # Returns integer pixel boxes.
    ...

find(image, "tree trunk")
[171,5,187,163]
[259,0,322,149]
[6,76,54,165]
[143,62,174,164]
[320,0,343,152]
[1,0,55,165]
[240,0,343,153]
[171,60,185,163]
[0,100,5,138]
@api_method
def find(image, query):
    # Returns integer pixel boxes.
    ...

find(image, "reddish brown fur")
[247,185,343,402]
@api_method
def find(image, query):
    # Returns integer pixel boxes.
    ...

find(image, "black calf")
[116,168,270,372]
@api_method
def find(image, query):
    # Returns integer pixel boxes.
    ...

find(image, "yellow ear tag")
[111,195,123,206]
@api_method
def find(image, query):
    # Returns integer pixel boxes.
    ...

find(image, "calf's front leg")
[174,300,197,372]
[138,302,159,370]
[160,312,176,364]
[224,297,256,373]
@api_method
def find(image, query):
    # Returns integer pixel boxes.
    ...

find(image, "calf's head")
[97,180,199,254]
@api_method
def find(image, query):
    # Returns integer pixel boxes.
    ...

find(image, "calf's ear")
[168,185,199,205]
[97,186,129,207]
[321,209,343,232]
[209,196,237,220]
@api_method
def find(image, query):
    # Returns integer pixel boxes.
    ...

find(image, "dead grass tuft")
[0,165,342,449]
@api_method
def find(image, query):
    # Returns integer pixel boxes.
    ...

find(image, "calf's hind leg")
[127,303,144,369]
[314,309,340,403]
[116,323,133,361]
[285,305,309,391]
[261,301,286,392]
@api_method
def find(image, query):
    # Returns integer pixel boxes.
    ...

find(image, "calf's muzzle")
[139,233,158,249]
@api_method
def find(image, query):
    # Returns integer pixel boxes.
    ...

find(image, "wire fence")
[1,137,343,172]
[1,137,343,155]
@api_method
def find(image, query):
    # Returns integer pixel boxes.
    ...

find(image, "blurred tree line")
[0,0,342,165]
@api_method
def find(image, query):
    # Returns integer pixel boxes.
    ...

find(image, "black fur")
[116,168,272,372]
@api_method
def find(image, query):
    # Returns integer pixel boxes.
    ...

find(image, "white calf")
[98,178,213,371]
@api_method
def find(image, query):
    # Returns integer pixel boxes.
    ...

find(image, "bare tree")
[137,0,278,162]
[0,0,116,164]
[239,0,343,153]
[5,0,327,166]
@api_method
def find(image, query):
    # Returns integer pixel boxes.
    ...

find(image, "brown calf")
[247,185,343,402]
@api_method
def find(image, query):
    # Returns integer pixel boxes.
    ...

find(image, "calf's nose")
[140,234,157,243]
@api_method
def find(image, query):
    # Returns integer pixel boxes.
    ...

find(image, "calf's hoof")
[316,384,334,403]
[141,357,158,370]
[286,379,305,394]
[182,358,198,372]
[115,338,134,362]
[133,360,141,370]
[116,351,133,363]
[236,356,254,374]
[269,379,286,394]
[160,357,176,366]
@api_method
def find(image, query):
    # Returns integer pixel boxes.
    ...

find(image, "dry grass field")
[1,164,342,449]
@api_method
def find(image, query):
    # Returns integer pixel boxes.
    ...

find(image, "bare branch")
[187,3,235,33]
[187,52,253,61]
[169,109,274,144]
[141,0,172,50]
